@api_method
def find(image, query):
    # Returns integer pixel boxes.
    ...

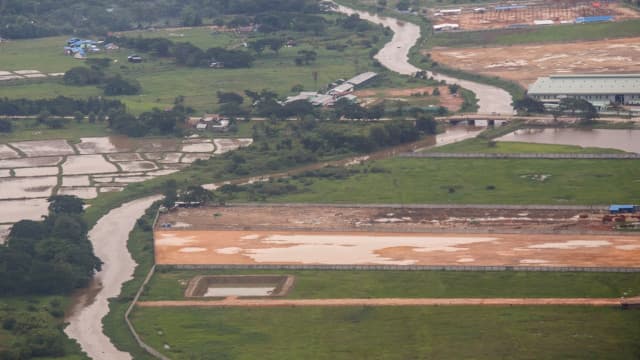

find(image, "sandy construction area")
[429,37,640,87]
[430,3,639,31]
[154,229,640,267]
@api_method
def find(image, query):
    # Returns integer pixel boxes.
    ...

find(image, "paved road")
[333,4,514,115]
[137,297,628,307]
[65,195,161,360]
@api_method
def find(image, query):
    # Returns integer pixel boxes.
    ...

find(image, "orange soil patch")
[430,3,639,31]
[154,230,640,267]
[137,297,625,307]
[429,37,640,87]
[353,86,463,111]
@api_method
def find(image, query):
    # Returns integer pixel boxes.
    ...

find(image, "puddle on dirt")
[181,142,215,153]
[0,198,50,222]
[528,240,612,249]
[98,186,125,193]
[497,128,640,153]
[76,136,179,154]
[62,155,118,175]
[118,161,158,172]
[204,287,275,297]
[13,167,59,177]
[58,187,98,199]
[0,144,20,159]
[112,175,154,183]
[10,140,75,157]
[107,153,143,162]
[0,156,63,169]
[0,176,57,199]
[62,175,91,187]
[239,233,496,265]
[158,152,183,163]
[213,138,253,154]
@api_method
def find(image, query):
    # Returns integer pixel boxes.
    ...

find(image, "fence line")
[159,264,640,273]
[225,202,607,211]
[400,152,640,159]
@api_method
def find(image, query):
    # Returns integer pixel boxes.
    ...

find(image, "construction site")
[154,204,640,268]
[429,0,639,31]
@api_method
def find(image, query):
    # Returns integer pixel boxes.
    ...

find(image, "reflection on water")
[497,128,640,153]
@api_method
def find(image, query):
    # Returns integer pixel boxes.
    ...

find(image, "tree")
[179,185,213,204]
[396,0,410,10]
[162,180,178,208]
[559,98,599,123]
[295,50,317,65]
[415,115,437,134]
[48,195,84,214]
[73,111,84,123]
[217,91,244,105]
[512,96,545,114]
[0,119,12,133]
[63,67,103,86]
[102,76,141,96]
[448,84,460,95]
[432,88,440,96]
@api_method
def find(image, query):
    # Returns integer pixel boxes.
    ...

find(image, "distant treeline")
[0,0,321,39]
[0,96,125,116]
[107,36,254,68]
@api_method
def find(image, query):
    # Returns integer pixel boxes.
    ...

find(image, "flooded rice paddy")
[155,230,640,267]
[0,136,253,228]
[497,128,640,153]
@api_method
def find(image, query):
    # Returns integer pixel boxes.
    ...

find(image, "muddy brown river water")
[498,128,640,153]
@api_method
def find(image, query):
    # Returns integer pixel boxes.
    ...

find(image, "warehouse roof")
[528,74,640,95]
[346,71,377,86]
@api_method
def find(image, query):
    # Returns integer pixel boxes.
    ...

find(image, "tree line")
[0,96,125,116]
[0,0,321,39]
[107,36,254,68]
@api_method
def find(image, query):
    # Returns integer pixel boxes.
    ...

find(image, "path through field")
[334,4,514,114]
[137,297,628,307]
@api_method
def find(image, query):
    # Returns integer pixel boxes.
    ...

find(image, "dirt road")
[334,4,514,114]
[65,195,161,360]
[137,297,624,307]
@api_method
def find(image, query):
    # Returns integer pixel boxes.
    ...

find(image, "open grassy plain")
[243,158,640,205]
[130,305,640,359]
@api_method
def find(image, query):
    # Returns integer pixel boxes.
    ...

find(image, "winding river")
[65,195,161,360]
[334,4,515,115]
[63,6,507,359]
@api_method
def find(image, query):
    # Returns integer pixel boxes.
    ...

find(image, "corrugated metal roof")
[528,74,640,95]
[346,72,377,86]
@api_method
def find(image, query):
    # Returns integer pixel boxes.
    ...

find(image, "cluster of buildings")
[284,71,378,107]
[63,38,119,59]
[527,74,640,111]
[191,114,231,132]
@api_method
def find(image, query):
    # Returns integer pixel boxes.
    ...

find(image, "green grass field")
[142,269,640,301]
[428,138,625,154]
[131,306,640,359]
[257,158,640,205]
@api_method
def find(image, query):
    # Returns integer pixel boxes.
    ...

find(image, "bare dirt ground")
[354,86,463,111]
[430,3,639,31]
[137,297,628,307]
[158,205,610,233]
[429,37,640,87]
[154,205,639,267]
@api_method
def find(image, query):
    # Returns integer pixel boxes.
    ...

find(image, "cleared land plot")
[353,86,463,110]
[258,158,640,204]
[154,230,640,267]
[131,306,640,359]
[0,176,57,199]
[430,2,639,31]
[9,139,75,157]
[141,270,640,300]
[158,205,610,234]
[430,37,640,87]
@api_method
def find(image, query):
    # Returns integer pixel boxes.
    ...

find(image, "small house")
[609,205,638,214]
